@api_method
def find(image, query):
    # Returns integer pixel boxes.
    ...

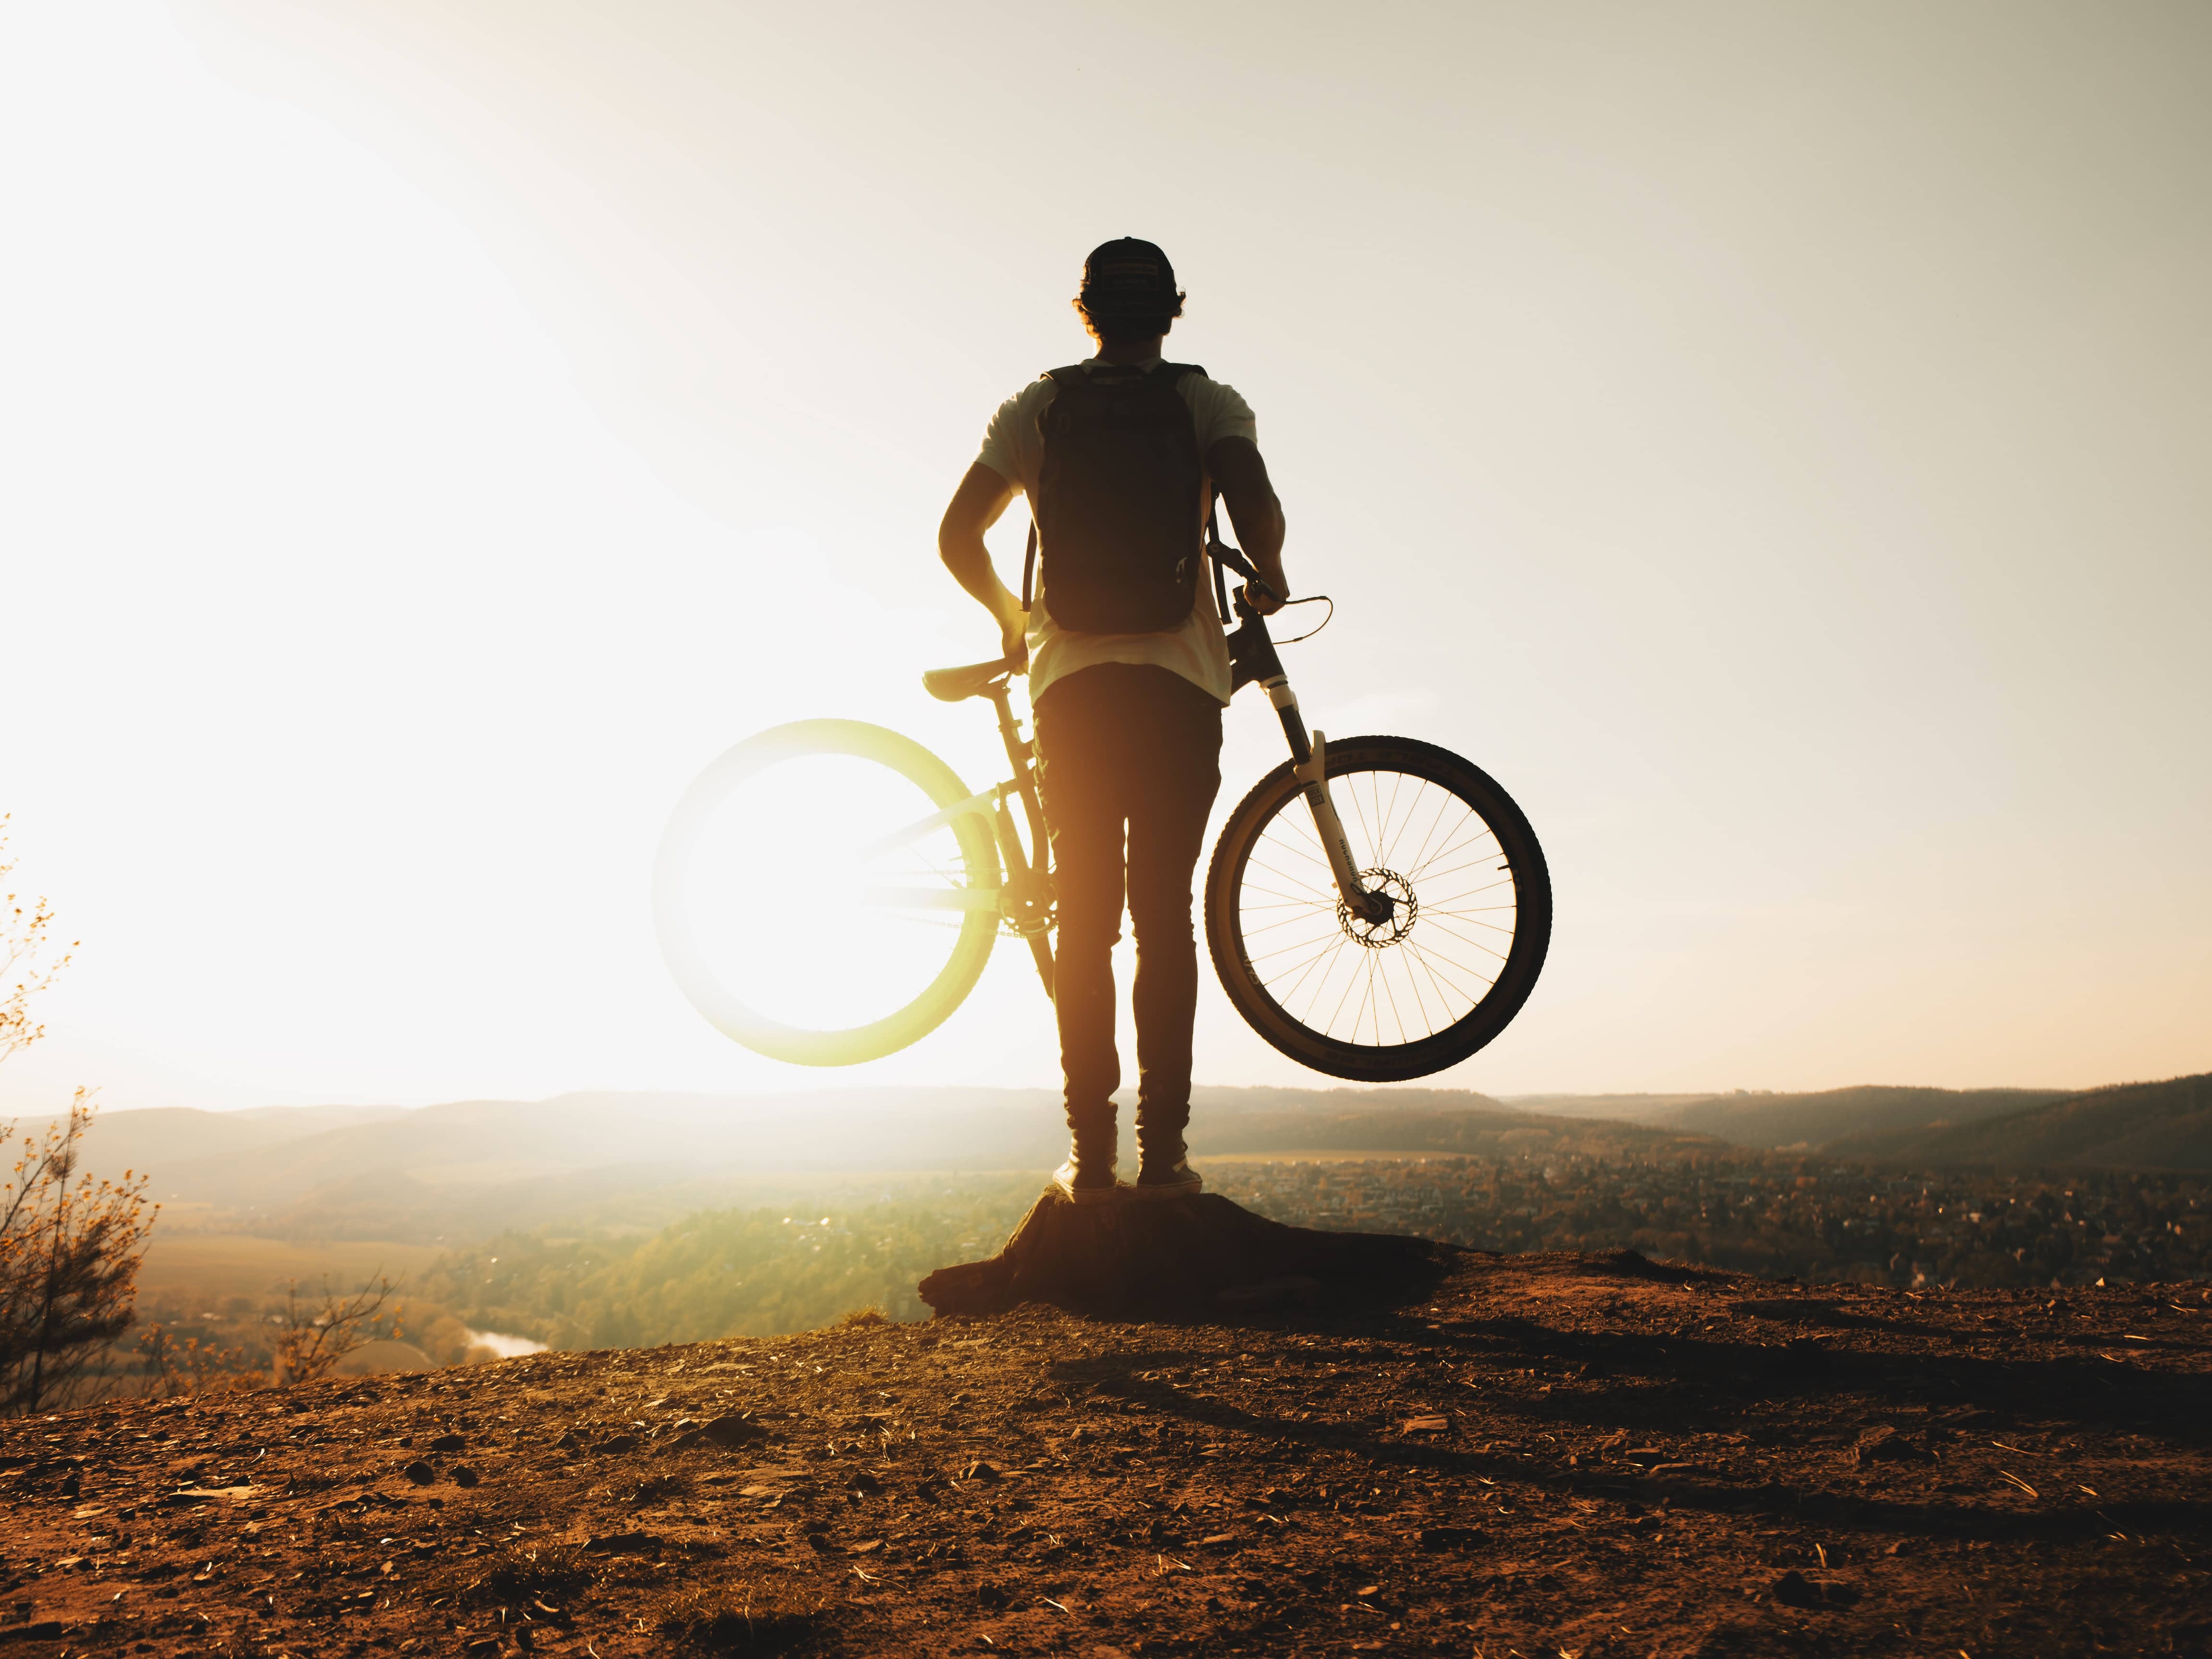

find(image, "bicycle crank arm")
[1290,726,1396,926]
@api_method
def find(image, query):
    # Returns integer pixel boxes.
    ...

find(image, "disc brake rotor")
[1336,868,1416,948]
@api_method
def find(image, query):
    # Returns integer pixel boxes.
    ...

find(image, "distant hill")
[1196,1108,1720,1163]
[1668,1085,2070,1148]
[1824,1072,2212,1170]
[19,1086,1717,1245]
[29,1084,1527,1202]
[42,1090,1077,1208]
[1500,1086,2071,1147]
[1497,1093,1718,1122]
[0,1101,409,1173]
[23,1073,2204,1247]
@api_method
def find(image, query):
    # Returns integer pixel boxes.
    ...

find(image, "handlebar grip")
[1208,537,1280,606]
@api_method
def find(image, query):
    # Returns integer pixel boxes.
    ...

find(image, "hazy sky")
[3,0,2207,1113]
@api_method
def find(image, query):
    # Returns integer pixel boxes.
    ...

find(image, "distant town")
[318,1151,2209,1373]
[1211,1153,2211,1290]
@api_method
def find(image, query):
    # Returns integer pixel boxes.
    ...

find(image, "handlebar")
[1207,538,1282,607]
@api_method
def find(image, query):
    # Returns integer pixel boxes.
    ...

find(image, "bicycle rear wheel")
[1205,735,1550,1082]
[654,720,1001,1066]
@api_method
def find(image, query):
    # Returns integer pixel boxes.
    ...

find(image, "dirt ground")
[4,1242,2207,1658]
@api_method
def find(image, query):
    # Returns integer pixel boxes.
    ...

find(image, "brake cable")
[1271,594,1334,645]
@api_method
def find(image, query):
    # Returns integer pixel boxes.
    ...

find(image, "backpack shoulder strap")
[1208,494,1229,623]
[1028,366,1089,607]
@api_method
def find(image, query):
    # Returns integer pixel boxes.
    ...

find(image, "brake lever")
[1232,579,1285,621]
[1209,534,1280,605]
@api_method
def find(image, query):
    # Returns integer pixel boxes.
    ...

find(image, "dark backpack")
[1023,361,1207,634]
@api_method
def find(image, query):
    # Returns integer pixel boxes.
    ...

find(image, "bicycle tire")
[654,720,1001,1066]
[1204,734,1550,1082]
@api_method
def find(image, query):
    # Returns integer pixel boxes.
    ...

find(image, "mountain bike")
[654,546,1551,1082]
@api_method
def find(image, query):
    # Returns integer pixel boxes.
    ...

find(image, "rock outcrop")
[917,1188,1444,1317]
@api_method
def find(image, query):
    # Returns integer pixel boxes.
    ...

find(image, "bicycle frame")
[977,682,1057,942]
[860,577,1392,993]
[853,673,1058,988]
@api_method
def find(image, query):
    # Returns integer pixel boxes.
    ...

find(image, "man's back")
[977,358,1258,708]
[936,237,1286,1204]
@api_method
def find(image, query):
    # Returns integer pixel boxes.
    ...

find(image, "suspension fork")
[1228,593,1393,927]
[1262,674,1395,926]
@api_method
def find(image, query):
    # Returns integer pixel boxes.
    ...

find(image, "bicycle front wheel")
[1205,735,1550,1082]
[654,720,1001,1066]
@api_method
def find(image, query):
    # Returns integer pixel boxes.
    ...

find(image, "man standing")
[938,239,1289,1203]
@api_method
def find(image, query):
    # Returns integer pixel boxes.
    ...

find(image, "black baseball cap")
[1079,238,1180,318]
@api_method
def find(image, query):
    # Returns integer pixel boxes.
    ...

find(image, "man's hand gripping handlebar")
[1209,537,1286,616]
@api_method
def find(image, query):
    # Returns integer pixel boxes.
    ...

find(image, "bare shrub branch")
[131,1322,265,1399]
[0,1092,157,1414]
[270,1273,405,1385]
[0,816,74,1068]
[0,825,155,1416]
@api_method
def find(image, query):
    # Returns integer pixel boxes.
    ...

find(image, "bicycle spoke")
[1231,755,1536,1055]
[1413,913,1514,965]
[1285,936,1355,1025]
[1418,909,1518,936]
[1401,788,1453,872]
[1400,948,1443,1038]
[1376,950,1407,1045]
[1404,938,1483,1011]
[1238,878,1336,909]
[1409,857,1515,890]
[1248,843,1332,883]
[1397,781,1455,879]
[1407,829,1501,884]
[1322,946,1367,1039]
[1247,925,1354,972]
[1376,769,1409,868]
[1277,807,1327,858]
[1346,778,1379,871]
[1246,854,1334,890]
[1239,908,1350,940]
[1404,937,1495,1002]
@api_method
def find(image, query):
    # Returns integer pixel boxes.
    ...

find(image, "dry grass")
[625,1469,692,1509]
[653,1581,830,1654]
[834,1306,889,1327]
[435,1539,592,1610]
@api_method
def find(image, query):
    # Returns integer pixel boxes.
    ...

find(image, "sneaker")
[1052,1157,1126,1205]
[1132,1158,1203,1201]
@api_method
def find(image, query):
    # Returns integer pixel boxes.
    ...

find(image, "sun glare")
[654,725,1006,1066]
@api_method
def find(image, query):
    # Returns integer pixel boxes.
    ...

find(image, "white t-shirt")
[975,358,1258,708]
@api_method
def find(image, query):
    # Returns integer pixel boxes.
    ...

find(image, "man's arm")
[938,461,1028,667]
[1207,436,1288,614]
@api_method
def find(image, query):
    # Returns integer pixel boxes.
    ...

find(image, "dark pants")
[1034,663,1224,1163]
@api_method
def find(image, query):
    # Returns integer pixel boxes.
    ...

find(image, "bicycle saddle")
[921,657,1016,702]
